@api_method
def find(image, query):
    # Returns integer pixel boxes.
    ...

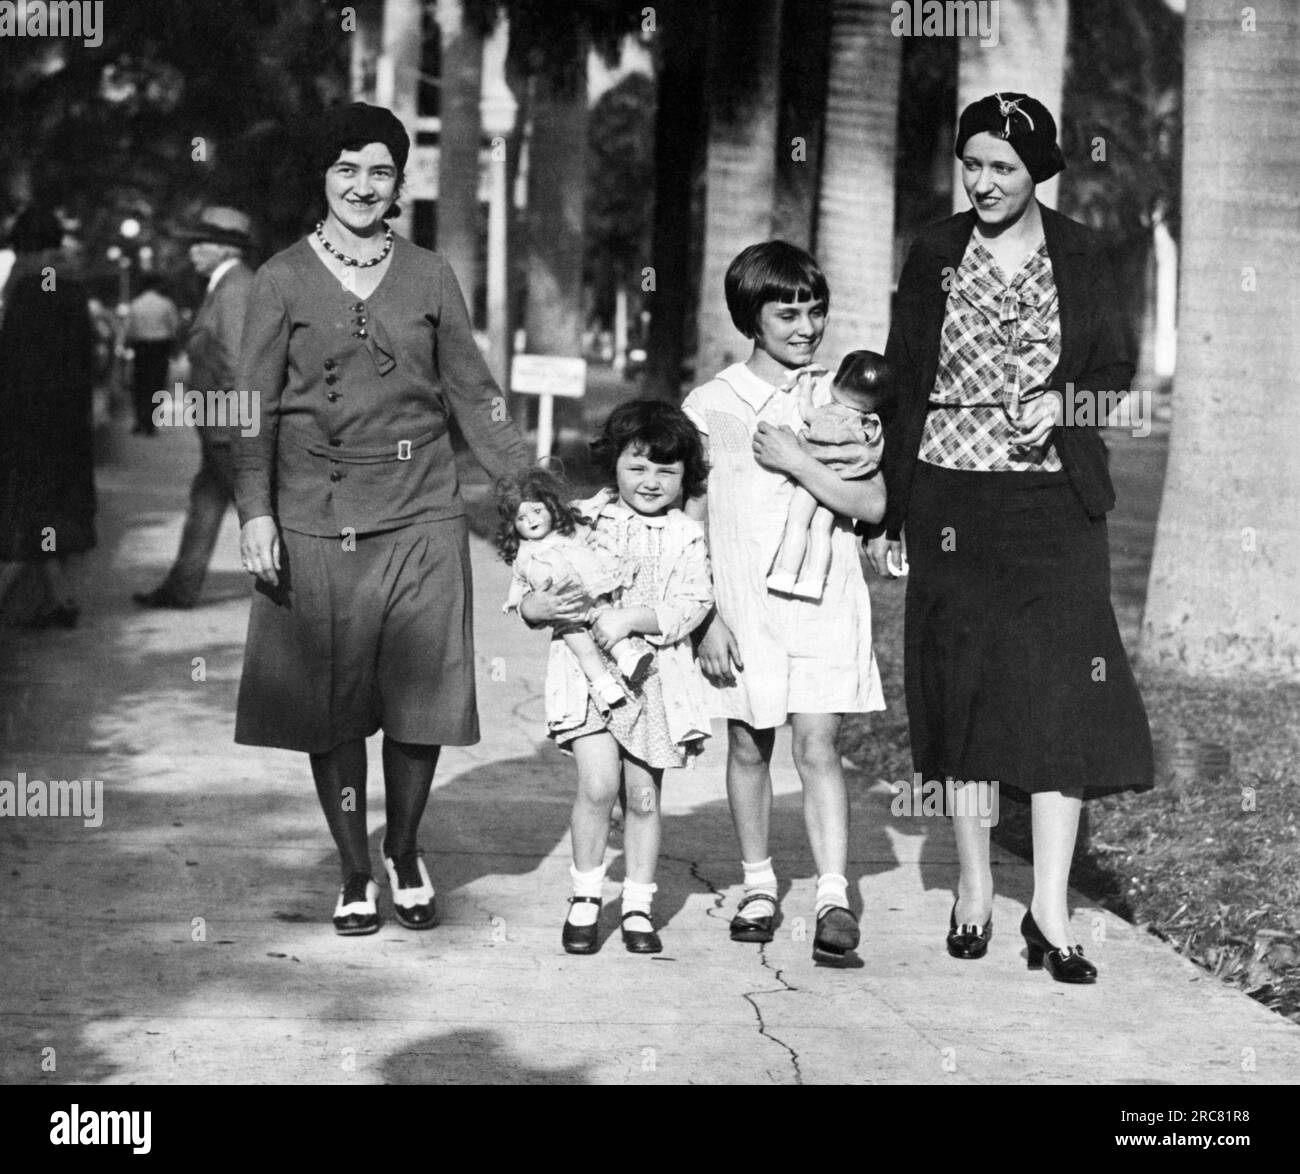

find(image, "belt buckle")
[397,439,412,461]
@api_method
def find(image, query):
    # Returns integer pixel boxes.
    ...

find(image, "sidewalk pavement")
[3,421,1300,1085]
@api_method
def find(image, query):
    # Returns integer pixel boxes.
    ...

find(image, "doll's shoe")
[592,672,626,709]
[812,905,860,964]
[729,893,776,943]
[381,841,437,930]
[765,571,799,596]
[562,896,602,954]
[333,873,380,936]
[791,578,824,600]
[615,644,654,684]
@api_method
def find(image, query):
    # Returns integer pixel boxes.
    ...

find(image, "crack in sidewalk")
[664,854,803,1084]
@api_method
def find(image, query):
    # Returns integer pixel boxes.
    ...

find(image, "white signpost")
[510,354,588,460]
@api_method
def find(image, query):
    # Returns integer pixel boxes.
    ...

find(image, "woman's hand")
[240,515,281,586]
[697,613,743,687]
[864,532,908,578]
[590,607,634,651]
[752,423,812,478]
[519,576,589,627]
[1010,390,1063,450]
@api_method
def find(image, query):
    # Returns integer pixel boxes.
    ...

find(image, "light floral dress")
[682,363,885,729]
[544,492,713,768]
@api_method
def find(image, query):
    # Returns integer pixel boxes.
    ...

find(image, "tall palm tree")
[954,0,1069,211]
[1141,0,1300,677]
[435,0,488,314]
[693,0,784,381]
[815,0,901,359]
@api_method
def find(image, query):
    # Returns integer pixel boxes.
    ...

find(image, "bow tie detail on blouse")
[954,245,1055,421]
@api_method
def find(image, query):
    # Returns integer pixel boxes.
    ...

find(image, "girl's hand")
[240,515,281,586]
[698,613,743,687]
[520,576,589,626]
[752,423,811,477]
[590,607,633,651]
[1010,390,1063,450]
[864,533,907,578]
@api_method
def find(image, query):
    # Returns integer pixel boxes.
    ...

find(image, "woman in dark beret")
[866,94,1153,982]
[233,103,530,935]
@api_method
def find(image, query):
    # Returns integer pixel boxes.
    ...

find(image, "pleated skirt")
[235,516,478,753]
[904,461,1153,802]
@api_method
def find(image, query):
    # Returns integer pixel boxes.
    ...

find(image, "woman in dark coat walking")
[866,94,1153,983]
[0,209,97,629]
[234,104,529,934]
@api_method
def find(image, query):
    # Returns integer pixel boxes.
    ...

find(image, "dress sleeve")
[232,265,289,525]
[680,388,709,435]
[436,257,530,483]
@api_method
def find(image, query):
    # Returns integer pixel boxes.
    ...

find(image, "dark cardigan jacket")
[880,204,1134,536]
[233,236,528,537]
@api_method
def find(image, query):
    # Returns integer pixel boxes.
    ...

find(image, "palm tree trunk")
[772,0,831,249]
[435,0,485,317]
[643,0,708,401]
[954,0,1068,211]
[1141,0,1300,677]
[693,0,783,381]
[815,0,901,359]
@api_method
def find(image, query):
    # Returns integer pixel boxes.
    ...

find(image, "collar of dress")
[576,487,670,528]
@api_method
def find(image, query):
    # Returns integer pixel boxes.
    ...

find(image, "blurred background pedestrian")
[133,205,255,609]
[124,272,180,436]
[0,208,98,629]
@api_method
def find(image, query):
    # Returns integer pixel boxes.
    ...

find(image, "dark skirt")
[235,516,478,753]
[904,461,1153,802]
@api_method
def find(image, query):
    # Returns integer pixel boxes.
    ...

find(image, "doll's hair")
[590,399,708,502]
[832,350,898,427]
[494,466,579,564]
[724,240,830,340]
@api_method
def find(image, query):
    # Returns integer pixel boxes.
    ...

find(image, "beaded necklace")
[314,221,394,269]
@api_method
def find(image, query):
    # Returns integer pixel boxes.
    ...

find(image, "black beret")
[317,102,410,175]
[955,92,1065,184]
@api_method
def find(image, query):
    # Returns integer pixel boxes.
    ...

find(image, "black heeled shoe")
[729,893,776,943]
[620,911,662,954]
[946,900,992,959]
[813,905,859,964]
[1021,911,1097,983]
[332,872,380,936]
[561,896,601,954]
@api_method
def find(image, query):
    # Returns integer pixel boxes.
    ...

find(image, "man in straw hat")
[134,205,255,609]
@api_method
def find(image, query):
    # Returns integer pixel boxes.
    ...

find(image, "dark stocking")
[382,736,441,866]
[309,739,370,880]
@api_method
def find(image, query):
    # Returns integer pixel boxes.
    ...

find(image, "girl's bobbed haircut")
[833,350,898,426]
[590,399,708,503]
[724,240,830,339]
[494,465,579,564]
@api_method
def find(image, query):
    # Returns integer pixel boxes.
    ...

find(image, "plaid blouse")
[918,236,1063,472]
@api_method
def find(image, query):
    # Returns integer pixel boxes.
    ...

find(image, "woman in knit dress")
[233,104,529,935]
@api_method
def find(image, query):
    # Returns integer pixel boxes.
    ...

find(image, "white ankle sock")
[621,879,657,929]
[815,873,850,919]
[740,857,778,917]
[568,862,606,927]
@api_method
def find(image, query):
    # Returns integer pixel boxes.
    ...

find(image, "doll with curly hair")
[497,466,650,708]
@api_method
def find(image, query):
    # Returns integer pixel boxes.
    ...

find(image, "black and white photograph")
[0,0,1296,1136]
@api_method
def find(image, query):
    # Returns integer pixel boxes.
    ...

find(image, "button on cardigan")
[233,236,528,536]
